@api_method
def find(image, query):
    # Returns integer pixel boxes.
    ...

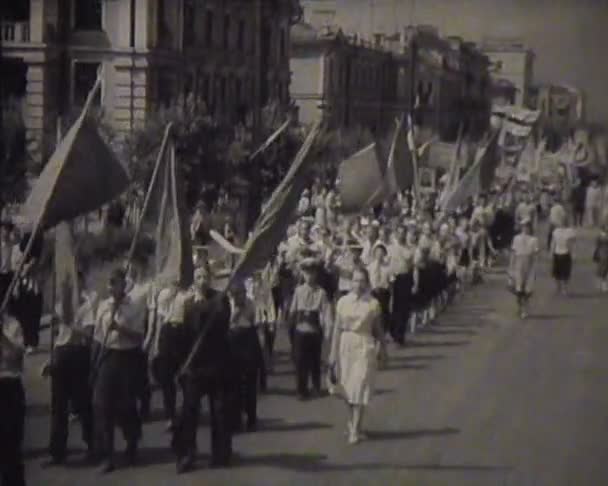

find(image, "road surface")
[21,228,608,486]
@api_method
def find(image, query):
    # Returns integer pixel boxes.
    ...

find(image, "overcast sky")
[307,0,608,125]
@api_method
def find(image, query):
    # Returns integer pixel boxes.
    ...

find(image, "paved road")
[22,228,608,486]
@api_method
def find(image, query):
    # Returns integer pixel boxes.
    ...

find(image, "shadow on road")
[381,363,429,371]
[406,340,470,348]
[530,314,573,321]
[255,419,332,433]
[364,427,460,441]
[420,328,478,337]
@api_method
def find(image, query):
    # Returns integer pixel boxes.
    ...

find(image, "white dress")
[511,234,539,294]
[334,292,381,406]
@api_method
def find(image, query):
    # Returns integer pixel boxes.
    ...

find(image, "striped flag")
[227,121,322,287]
[441,131,499,213]
[152,140,194,289]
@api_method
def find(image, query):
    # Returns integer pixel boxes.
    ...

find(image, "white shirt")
[552,227,575,255]
[367,260,391,290]
[388,243,412,276]
[0,240,13,273]
[94,296,144,350]
[0,316,24,378]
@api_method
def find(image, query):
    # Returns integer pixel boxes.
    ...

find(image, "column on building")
[112,55,153,132]
[24,51,61,165]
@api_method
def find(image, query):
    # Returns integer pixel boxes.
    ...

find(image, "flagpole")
[0,74,103,320]
[49,118,64,363]
[125,123,173,267]
[179,122,322,377]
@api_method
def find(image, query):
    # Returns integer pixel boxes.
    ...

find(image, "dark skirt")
[552,253,572,281]
[391,272,413,339]
[371,288,391,333]
[459,249,471,268]
[413,267,433,311]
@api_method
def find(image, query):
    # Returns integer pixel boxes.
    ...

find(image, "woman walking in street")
[550,216,576,295]
[509,218,540,319]
[329,267,386,445]
[593,221,608,292]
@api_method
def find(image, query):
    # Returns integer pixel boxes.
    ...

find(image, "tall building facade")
[481,37,534,108]
[2,0,301,163]
[290,22,396,131]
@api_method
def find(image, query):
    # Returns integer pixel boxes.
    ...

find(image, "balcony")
[1,21,31,44]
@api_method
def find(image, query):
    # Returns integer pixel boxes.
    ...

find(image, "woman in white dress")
[329,267,386,444]
[509,218,540,319]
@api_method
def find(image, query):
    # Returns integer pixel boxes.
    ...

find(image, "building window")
[237,20,246,51]
[223,14,231,49]
[158,72,173,108]
[74,0,102,31]
[205,10,214,47]
[235,78,243,104]
[220,77,227,105]
[280,28,286,59]
[73,61,101,106]
[183,0,195,47]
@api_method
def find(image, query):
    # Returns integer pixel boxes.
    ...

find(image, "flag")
[385,115,416,194]
[249,118,291,161]
[439,125,465,206]
[227,122,321,287]
[491,105,540,148]
[441,131,499,213]
[337,143,386,214]
[23,114,129,230]
[153,141,194,289]
[54,222,80,326]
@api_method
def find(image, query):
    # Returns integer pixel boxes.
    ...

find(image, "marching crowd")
[1,171,607,485]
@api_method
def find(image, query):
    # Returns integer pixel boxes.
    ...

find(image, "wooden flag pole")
[125,123,173,268]
[0,75,102,320]
[49,117,64,363]
[91,123,173,385]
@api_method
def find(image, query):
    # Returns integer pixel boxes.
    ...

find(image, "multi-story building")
[2,0,301,163]
[481,36,534,108]
[289,20,397,131]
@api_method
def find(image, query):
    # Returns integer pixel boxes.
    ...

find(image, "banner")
[441,131,499,213]
[153,141,194,289]
[23,114,130,230]
[337,143,386,214]
[491,105,540,147]
[228,122,321,287]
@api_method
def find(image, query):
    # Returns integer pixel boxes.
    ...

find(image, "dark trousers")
[49,345,93,461]
[15,289,42,348]
[228,328,261,429]
[391,274,412,343]
[573,208,584,227]
[173,375,232,464]
[92,349,142,462]
[293,330,322,397]
[547,224,555,251]
[0,378,25,486]
[135,349,151,419]
[371,288,391,334]
[0,272,13,304]
[154,324,192,421]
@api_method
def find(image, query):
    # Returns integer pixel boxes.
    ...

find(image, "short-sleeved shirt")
[0,316,24,378]
[512,234,539,256]
[94,296,144,350]
[552,227,575,255]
